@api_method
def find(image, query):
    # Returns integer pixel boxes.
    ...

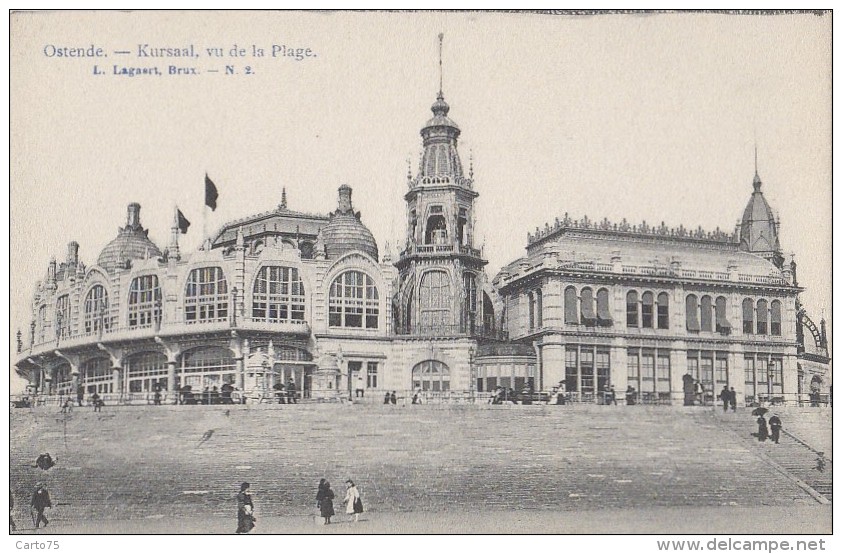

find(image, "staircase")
[709,408,831,503]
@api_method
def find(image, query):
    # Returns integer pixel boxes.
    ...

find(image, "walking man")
[31,483,51,529]
[729,387,737,412]
[287,379,297,404]
[719,385,730,412]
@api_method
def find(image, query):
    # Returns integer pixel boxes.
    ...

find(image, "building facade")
[14,88,830,406]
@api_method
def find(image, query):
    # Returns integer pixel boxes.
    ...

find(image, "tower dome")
[739,171,782,266]
[97,203,162,272]
[318,185,379,261]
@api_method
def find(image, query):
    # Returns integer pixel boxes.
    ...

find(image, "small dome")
[318,186,378,261]
[97,203,162,272]
[423,92,460,131]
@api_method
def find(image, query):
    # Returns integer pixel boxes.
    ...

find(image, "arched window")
[581,287,596,326]
[126,351,168,394]
[37,305,48,343]
[463,273,478,331]
[84,285,110,333]
[418,270,450,331]
[700,296,713,332]
[770,300,782,336]
[641,292,654,328]
[424,214,448,245]
[412,360,450,392]
[596,288,612,326]
[756,299,768,335]
[626,290,639,328]
[596,289,614,327]
[742,298,754,334]
[185,267,228,323]
[564,286,578,325]
[686,295,700,332]
[535,288,543,329]
[715,296,732,335]
[55,295,71,339]
[405,285,414,330]
[252,266,305,322]
[657,292,669,329]
[528,291,535,331]
[128,275,161,329]
[329,270,379,329]
[180,346,236,390]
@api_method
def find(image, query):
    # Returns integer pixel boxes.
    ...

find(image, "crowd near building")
[14,82,830,407]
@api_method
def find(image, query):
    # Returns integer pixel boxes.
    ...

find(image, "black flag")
[177,209,191,234]
[205,174,219,211]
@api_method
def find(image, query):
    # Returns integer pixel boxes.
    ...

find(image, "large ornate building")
[13,86,830,406]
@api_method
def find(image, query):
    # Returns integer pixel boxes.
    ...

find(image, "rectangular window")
[757,357,769,396]
[657,304,669,330]
[744,356,755,401]
[596,350,611,393]
[700,356,714,392]
[367,362,378,388]
[627,351,640,385]
[715,356,728,387]
[687,355,699,381]
[580,349,594,394]
[656,354,670,390]
[641,352,655,392]
[641,302,654,329]
[565,348,578,392]
[769,358,783,395]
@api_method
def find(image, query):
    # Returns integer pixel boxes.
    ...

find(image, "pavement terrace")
[9,403,831,533]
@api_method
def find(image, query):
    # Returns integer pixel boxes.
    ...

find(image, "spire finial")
[752,142,762,191]
[406,157,412,182]
[281,187,287,209]
[469,149,474,179]
[438,33,444,97]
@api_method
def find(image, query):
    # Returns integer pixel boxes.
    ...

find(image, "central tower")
[394,77,488,336]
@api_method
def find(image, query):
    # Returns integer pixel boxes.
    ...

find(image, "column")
[71,371,80,398]
[112,366,122,397]
[167,361,177,403]
[44,376,53,396]
[541,340,565,390]
[236,357,245,390]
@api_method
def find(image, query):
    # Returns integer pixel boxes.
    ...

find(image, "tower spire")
[438,32,444,97]
[280,187,287,209]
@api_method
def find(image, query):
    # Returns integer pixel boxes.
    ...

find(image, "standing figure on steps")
[235,482,255,534]
[756,414,769,442]
[768,413,782,444]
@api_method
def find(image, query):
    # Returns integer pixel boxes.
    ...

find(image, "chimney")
[338,185,353,213]
[127,202,141,228]
[46,257,57,289]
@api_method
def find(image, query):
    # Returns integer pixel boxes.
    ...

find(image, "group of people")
[384,391,398,404]
[756,413,783,443]
[234,478,364,533]
[272,380,299,404]
[718,385,739,412]
[176,383,237,405]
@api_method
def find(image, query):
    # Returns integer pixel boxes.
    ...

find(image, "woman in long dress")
[235,482,255,534]
[318,481,335,524]
[344,480,363,522]
[756,415,769,442]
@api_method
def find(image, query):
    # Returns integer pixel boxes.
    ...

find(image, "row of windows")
[522,287,783,338]
[36,268,383,340]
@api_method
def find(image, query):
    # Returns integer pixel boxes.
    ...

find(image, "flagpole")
[203,203,208,250]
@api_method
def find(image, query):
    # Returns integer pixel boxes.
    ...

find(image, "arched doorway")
[412,360,450,392]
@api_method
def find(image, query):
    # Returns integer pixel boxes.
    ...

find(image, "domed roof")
[739,172,780,257]
[97,203,162,272]
[318,185,378,261]
[423,92,460,132]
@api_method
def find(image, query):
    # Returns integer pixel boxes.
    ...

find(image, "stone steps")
[10,404,826,522]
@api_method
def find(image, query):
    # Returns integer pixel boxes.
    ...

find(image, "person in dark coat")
[287,380,297,404]
[76,384,84,407]
[319,481,335,524]
[31,483,51,529]
[719,386,730,412]
[756,414,769,442]
[34,453,55,471]
[91,392,102,412]
[729,387,737,412]
[626,385,636,406]
[273,382,285,404]
[235,482,255,534]
[389,391,397,405]
[384,391,391,405]
[769,414,783,444]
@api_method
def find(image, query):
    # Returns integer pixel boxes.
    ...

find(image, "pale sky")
[9,11,832,389]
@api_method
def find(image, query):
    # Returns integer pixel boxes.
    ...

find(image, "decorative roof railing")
[527,213,739,247]
[400,243,483,259]
[409,174,474,189]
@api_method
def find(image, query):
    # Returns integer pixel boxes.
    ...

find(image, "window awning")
[716,313,732,331]
[596,301,613,324]
[687,312,701,332]
[581,299,596,322]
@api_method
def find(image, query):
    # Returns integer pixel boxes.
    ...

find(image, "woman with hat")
[235,482,255,534]
[318,481,335,525]
[344,480,363,523]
